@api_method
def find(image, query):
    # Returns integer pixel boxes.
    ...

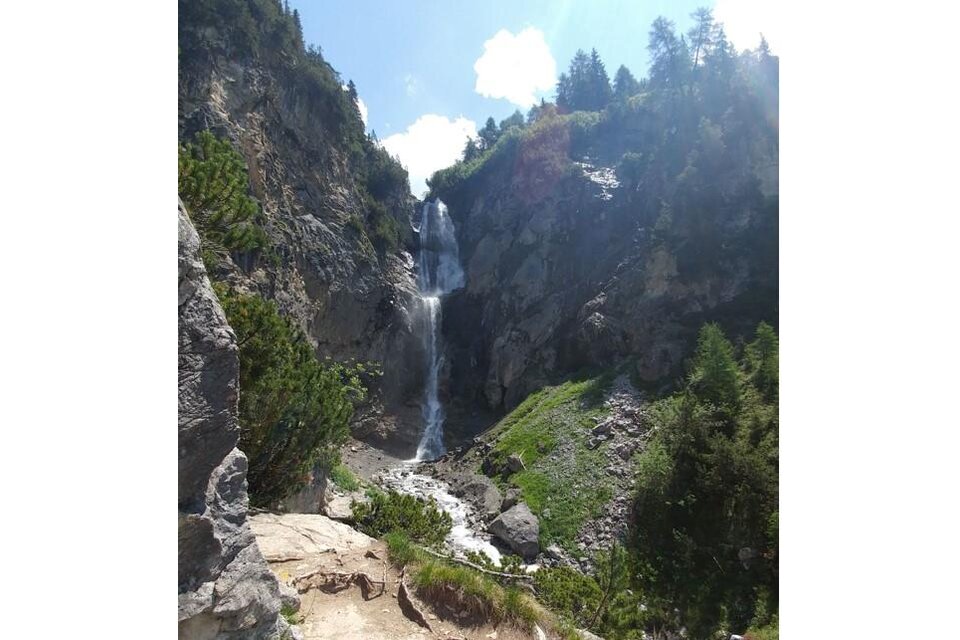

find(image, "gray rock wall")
[179,203,287,639]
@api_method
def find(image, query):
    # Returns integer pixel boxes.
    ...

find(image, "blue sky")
[292,0,778,195]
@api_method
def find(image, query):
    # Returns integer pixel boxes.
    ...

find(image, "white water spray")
[414,200,464,461]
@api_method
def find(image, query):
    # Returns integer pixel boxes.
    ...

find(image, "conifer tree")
[587,48,612,109]
[178,131,267,259]
[612,64,641,101]
[690,323,740,410]
[747,322,779,402]
[478,117,499,150]
[648,17,689,92]
[499,109,525,133]
[687,7,716,68]
[462,137,481,162]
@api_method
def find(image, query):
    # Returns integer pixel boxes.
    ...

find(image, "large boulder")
[487,503,540,560]
[178,203,285,639]
[449,473,502,521]
[500,487,521,512]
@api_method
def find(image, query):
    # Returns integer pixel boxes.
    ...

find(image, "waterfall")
[414,200,464,461]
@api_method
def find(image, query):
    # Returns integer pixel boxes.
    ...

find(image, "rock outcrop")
[178,8,426,456]
[488,503,540,560]
[179,204,288,639]
[436,102,778,414]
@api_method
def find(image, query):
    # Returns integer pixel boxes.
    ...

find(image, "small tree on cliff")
[178,130,267,264]
[215,286,371,507]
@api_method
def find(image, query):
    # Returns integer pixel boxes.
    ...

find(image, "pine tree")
[690,323,740,410]
[499,109,525,133]
[557,48,611,111]
[747,322,779,402]
[555,72,572,110]
[648,17,689,92]
[478,116,499,150]
[462,137,481,162]
[588,48,612,109]
[178,130,267,260]
[612,65,641,101]
[687,7,716,68]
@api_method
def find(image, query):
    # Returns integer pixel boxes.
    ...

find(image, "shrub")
[744,616,779,640]
[329,463,360,492]
[534,565,602,628]
[178,130,267,264]
[384,531,422,568]
[215,286,368,507]
[351,489,452,547]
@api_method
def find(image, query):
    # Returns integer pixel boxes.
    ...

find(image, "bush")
[745,616,779,640]
[384,531,422,568]
[178,130,267,264]
[215,286,368,506]
[329,463,360,492]
[534,565,602,628]
[351,489,452,547]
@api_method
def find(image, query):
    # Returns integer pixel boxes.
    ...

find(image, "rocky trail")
[251,513,538,640]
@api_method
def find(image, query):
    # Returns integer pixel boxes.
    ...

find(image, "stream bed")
[380,463,504,565]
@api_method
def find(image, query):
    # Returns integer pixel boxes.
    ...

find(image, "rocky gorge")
[178,2,779,638]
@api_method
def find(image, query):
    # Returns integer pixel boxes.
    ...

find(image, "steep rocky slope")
[434,87,778,414]
[178,0,425,445]
[179,204,292,639]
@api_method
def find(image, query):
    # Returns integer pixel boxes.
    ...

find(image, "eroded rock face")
[179,24,425,452]
[439,144,778,413]
[178,204,284,639]
[487,502,540,560]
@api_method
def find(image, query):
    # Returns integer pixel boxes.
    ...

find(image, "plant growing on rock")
[178,130,267,266]
[351,489,452,547]
[215,285,368,507]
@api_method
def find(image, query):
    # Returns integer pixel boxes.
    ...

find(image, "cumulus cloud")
[474,27,556,107]
[382,114,477,197]
[714,0,780,52]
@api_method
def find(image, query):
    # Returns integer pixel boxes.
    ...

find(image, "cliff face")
[436,100,778,413]
[178,204,289,639]
[178,3,424,435]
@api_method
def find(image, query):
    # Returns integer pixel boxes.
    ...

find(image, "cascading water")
[389,200,508,565]
[413,200,464,461]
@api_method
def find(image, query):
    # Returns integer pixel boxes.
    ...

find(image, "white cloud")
[474,27,556,108]
[382,114,477,197]
[713,0,780,52]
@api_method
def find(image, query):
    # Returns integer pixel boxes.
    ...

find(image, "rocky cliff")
[179,203,292,638]
[178,1,425,445]
[433,81,778,413]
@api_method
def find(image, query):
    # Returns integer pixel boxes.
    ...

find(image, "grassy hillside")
[477,374,617,550]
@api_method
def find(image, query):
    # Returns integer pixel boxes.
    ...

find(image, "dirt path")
[251,513,537,640]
